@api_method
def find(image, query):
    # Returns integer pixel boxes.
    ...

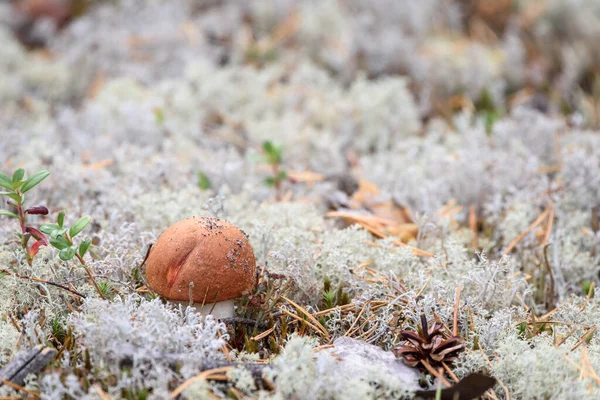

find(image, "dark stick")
[0,345,56,387]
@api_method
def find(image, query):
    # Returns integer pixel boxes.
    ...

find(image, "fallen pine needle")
[453,286,461,336]
[326,211,396,226]
[170,367,233,398]
[356,221,433,257]
[93,384,112,400]
[420,360,451,387]
[469,204,478,249]
[251,325,276,341]
[542,204,555,246]
[82,159,114,170]
[312,344,335,352]
[344,301,370,336]
[1,380,40,399]
[281,295,330,340]
[442,361,460,383]
[503,206,552,254]
[571,326,597,352]
[278,306,330,341]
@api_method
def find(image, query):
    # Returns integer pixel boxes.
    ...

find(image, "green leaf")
[79,238,92,257]
[50,228,68,239]
[11,180,24,189]
[69,216,91,238]
[197,171,212,190]
[0,209,19,219]
[50,236,71,250]
[1,192,22,203]
[40,224,60,234]
[483,111,500,135]
[265,177,276,186]
[153,107,165,125]
[59,245,77,261]
[57,211,65,228]
[0,173,12,190]
[262,141,282,164]
[262,140,276,154]
[276,170,287,181]
[12,168,25,182]
[20,170,50,193]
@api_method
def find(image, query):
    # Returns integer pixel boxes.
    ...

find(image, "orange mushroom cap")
[146,216,256,303]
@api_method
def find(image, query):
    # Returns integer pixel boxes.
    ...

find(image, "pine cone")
[393,314,464,368]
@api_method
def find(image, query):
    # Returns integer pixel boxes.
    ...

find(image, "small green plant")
[97,281,115,299]
[320,277,350,310]
[261,141,287,200]
[197,171,212,190]
[475,88,501,135]
[40,212,105,299]
[582,280,595,297]
[152,107,165,126]
[0,168,50,265]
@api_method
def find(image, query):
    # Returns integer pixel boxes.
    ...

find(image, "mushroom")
[145,216,256,319]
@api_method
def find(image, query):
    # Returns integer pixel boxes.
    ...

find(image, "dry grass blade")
[281,295,330,341]
[170,367,233,398]
[503,206,551,254]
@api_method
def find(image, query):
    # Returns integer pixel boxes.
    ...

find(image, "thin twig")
[138,243,153,270]
[75,253,106,300]
[1,269,85,298]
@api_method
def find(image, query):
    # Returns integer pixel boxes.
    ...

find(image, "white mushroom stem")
[172,299,235,319]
